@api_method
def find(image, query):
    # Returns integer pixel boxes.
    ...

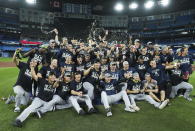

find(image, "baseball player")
[83,60,102,100]
[36,72,73,118]
[143,73,161,102]
[13,64,58,127]
[69,72,96,115]
[12,49,38,112]
[127,72,169,111]
[169,63,193,101]
[100,73,135,117]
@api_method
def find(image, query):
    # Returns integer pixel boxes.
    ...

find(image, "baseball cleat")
[79,109,86,115]
[159,99,169,109]
[88,108,97,114]
[106,112,112,117]
[124,107,136,112]
[132,106,140,111]
[6,95,15,104]
[12,119,22,128]
[14,107,20,113]
[184,97,192,101]
[106,108,112,117]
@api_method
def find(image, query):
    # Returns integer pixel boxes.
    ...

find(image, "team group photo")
[0,0,195,131]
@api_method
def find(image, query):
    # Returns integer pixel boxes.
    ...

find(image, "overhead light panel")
[114,2,124,12]
[145,1,154,9]
[129,2,138,10]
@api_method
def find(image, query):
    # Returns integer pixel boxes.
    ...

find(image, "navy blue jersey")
[140,54,150,65]
[57,49,74,64]
[135,63,148,80]
[179,55,193,73]
[120,67,135,79]
[60,63,75,72]
[160,54,173,64]
[27,49,43,64]
[127,80,143,94]
[100,80,118,95]
[39,66,60,78]
[125,51,137,67]
[56,82,71,100]
[147,65,166,84]
[37,78,56,102]
[70,81,86,94]
[108,70,122,83]
[14,62,33,92]
[169,68,183,86]
[75,64,85,72]
[85,69,101,85]
[85,61,93,69]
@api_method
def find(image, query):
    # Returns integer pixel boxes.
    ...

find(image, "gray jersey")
[143,80,157,90]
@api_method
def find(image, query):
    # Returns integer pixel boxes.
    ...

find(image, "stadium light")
[160,0,170,7]
[144,1,154,9]
[129,2,138,10]
[114,2,124,12]
[26,0,36,4]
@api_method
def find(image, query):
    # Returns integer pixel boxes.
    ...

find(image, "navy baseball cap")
[49,71,56,76]
[145,73,151,77]
[104,73,112,78]
[64,72,71,77]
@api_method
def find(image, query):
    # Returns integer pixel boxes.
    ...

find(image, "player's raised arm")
[83,65,94,76]
[30,62,38,81]
[22,48,36,58]
[12,48,21,66]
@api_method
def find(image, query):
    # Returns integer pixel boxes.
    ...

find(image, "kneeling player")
[36,72,73,118]
[100,73,135,117]
[12,49,38,112]
[127,73,169,111]
[69,72,96,115]
[13,63,58,127]
[169,63,193,101]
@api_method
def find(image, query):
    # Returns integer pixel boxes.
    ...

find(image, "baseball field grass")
[0,58,195,131]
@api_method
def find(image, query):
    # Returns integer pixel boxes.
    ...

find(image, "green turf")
[0,57,27,62]
[0,67,195,131]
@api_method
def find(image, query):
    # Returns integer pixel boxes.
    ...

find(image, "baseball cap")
[110,62,117,66]
[176,48,181,54]
[49,39,55,43]
[104,73,112,78]
[64,72,71,77]
[134,39,140,43]
[145,73,151,77]
[49,71,56,76]
[133,72,139,77]
[123,61,129,66]
[138,55,144,60]
[147,41,153,45]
